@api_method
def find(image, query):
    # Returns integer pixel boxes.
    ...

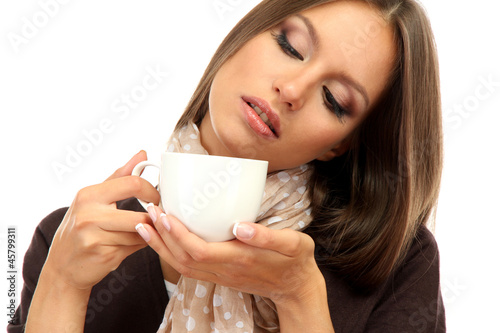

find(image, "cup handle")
[132,160,160,210]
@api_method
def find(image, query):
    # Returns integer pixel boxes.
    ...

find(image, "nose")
[272,71,315,111]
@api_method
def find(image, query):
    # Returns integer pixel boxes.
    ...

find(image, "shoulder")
[35,207,68,244]
[314,224,446,332]
[366,224,446,332]
[392,224,441,292]
[409,224,440,262]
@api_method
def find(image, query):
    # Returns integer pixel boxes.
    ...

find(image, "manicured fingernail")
[160,213,171,232]
[146,202,156,223]
[232,222,255,240]
[135,223,151,242]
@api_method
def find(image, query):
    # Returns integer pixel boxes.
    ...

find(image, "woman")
[9,0,444,332]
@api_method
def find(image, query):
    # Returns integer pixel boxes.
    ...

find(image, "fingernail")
[160,213,171,232]
[146,202,156,223]
[135,223,151,242]
[232,222,255,240]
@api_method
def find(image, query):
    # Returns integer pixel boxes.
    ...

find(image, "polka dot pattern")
[186,317,196,331]
[295,201,304,209]
[297,186,307,194]
[195,284,207,298]
[213,294,223,307]
[273,201,287,210]
[157,123,314,333]
[277,171,291,182]
[267,216,283,225]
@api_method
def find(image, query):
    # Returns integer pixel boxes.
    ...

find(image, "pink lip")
[241,96,281,138]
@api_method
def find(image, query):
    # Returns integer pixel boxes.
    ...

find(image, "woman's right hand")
[26,151,160,332]
[41,150,160,291]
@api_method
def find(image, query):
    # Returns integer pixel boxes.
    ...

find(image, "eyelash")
[323,87,348,124]
[271,30,349,123]
[271,31,304,61]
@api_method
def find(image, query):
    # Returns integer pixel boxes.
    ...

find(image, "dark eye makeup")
[323,86,348,123]
[271,31,304,61]
[271,29,350,123]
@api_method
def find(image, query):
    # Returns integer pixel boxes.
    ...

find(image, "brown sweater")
[7,198,445,332]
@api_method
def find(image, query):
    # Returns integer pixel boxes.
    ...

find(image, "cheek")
[293,123,337,152]
[292,114,353,155]
[235,36,281,76]
[306,130,339,155]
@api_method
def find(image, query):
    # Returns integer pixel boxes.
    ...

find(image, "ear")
[316,137,351,162]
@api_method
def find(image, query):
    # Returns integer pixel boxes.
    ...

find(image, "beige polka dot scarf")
[157,123,313,332]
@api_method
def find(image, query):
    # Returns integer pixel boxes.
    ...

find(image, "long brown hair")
[176,0,442,290]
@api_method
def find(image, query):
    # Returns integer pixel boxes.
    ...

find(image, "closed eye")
[272,31,304,61]
[272,29,349,124]
[323,86,349,124]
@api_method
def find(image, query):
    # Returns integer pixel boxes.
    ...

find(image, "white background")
[1,0,499,331]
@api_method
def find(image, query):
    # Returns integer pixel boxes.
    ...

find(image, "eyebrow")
[339,73,370,109]
[295,14,370,109]
[296,14,319,49]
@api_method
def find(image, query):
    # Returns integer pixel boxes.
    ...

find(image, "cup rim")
[162,151,269,166]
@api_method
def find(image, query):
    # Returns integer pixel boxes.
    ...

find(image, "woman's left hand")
[137,205,335,332]
[137,205,319,305]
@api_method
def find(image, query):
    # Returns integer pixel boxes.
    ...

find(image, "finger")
[135,222,218,282]
[232,222,312,257]
[99,230,149,246]
[112,244,149,265]
[154,213,220,264]
[85,175,160,206]
[153,213,261,276]
[106,150,148,181]
[96,210,153,232]
[145,202,162,224]
[147,215,297,294]
[68,214,149,245]
[145,205,219,265]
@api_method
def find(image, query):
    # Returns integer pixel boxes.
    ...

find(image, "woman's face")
[201,1,396,172]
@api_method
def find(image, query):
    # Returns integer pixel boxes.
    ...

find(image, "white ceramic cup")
[132,152,268,242]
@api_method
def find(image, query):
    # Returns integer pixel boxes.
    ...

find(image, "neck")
[199,113,231,157]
